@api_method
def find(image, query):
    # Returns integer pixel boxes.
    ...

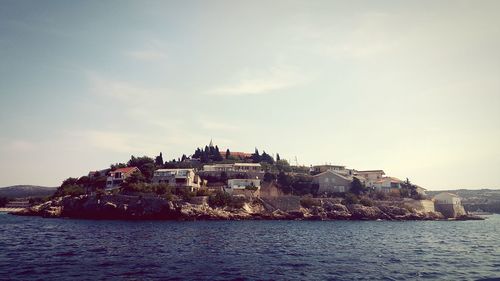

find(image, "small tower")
[209,138,214,147]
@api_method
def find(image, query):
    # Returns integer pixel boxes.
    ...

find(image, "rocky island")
[10,141,483,221]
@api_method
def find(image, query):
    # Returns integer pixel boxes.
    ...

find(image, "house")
[106,167,140,189]
[201,163,264,179]
[373,177,402,192]
[312,170,353,194]
[355,170,385,187]
[311,165,346,174]
[433,192,466,218]
[225,179,261,195]
[152,169,202,191]
[220,151,253,160]
[415,185,427,196]
[434,192,462,205]
[203,163,262,173]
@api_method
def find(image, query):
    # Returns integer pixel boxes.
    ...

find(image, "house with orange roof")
[372,177,403,192]
[106,167,140,189]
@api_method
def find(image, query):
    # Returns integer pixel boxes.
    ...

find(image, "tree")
[276,159,292,172]
[225,149,230,159]
[214,146,223,161]
[128,156,156,182]
[181,154,187,162]
[110,163,127,170]
[350,177,367,195]
[276,153,281,161]
[263,172,276,182]
[54,177,85,197]
[277,171,293,193]
[155,152,164,166]
[260,151,274,164]
[252,148,261,163]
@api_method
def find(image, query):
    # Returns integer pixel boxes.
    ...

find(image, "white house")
[433,192,461,205]
[106,167,140,189]
[355,170,385,187]
[225,179,261,193]
[152,169,202,191]
[203,163,262,173]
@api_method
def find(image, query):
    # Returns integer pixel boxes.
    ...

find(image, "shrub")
[176,189,196,201]
[342,193,359,205]
[208,191,232,208]
[196,189,210,196]
[360,197,374,207]
[245,185,258,191]
[229,196,247,209]
[153,184,172,195]
[370,190,388,200]
[55,185,85,197]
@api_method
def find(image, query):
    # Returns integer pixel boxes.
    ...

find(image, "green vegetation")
[54,178,86,197]
[208,191,246,208]
[342,193,360,205]
[350,177,367,195]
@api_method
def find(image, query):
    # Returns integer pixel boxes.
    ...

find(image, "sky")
[0,0,499,190]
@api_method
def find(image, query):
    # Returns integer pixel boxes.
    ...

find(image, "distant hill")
[0,185,57,199]
[427,189,500,213]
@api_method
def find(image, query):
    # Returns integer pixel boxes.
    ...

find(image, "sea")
[0,213,499,280]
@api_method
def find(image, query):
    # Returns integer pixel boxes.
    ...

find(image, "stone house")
[313,170,353,194]
[433,192,466,218]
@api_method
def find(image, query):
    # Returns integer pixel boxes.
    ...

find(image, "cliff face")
[12,194,476,221]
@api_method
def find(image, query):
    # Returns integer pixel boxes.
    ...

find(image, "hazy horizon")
[1,0,499,190]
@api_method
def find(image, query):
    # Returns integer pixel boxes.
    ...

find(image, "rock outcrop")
[13,194,482,221]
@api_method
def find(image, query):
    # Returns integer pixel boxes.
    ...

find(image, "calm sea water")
[0,213,499,281]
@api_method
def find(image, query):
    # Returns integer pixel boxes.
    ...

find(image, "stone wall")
[435,203,466,218]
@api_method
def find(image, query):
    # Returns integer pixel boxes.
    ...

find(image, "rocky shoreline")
[11,194,484,221]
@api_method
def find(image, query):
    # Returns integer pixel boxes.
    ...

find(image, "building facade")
[313,170,353,194]
[152,169,202,191]
[106,167,140,189]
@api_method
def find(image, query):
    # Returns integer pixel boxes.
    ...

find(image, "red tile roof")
[220,151,253,159]
[112,167,139,175]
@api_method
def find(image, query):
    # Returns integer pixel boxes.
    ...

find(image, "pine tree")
[252,148,261,163]
[276,153,281,161]
[155,152,164,166]
[225,149,231,159]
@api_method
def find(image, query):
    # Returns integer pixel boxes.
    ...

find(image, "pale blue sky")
[1,0,499,189]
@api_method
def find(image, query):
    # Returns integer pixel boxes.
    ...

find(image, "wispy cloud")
[207,65,307,96]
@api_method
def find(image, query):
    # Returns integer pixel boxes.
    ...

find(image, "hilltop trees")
[54,177,85,197]
[155,152,164,166]
[260,151,274,164]
[128,156,155,182]
[252,148,261,163]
